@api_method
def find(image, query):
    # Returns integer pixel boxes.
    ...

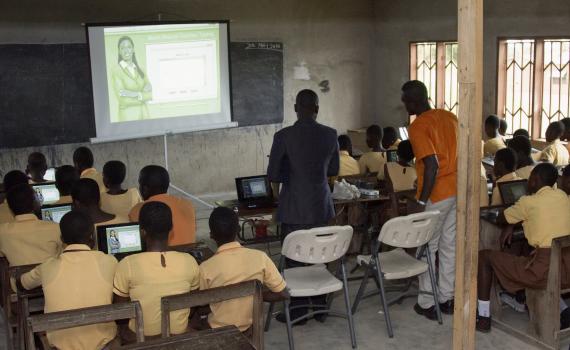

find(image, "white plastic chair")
[351,211,443,337]
[264,226,356,350]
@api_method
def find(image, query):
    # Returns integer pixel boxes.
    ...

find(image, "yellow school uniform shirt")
[0,214,62,266]
[480,165,489,207]
[540,139,570,166]
[504,186,570,248]
[81,168,106,192]
[21,244,118,350]
[113,251,199,336]
[483,137,507,156]
[338,151,360,177]
[0,202,14,223]
[199,242,286,332]
[515,165,535,180]
[491,172,522,206]
[385,162,417,192]
[358,151,388,180]
[101,188,143,218]
[95,215,129,228]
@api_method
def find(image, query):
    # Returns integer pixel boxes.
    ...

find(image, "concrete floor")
[186,190,550,350]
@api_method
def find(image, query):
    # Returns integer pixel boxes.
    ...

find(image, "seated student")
[499,118,508,138]
[100,161,142,218]
[483,115,507,156]
[129,165,196,246]
[74,146,105,192]
[512,128,530,139]
[384,140,417,192]
[490,148,521,206]
[0,184,62,269]
[0,170,29,223]
[540,121,570,166]
[72,178,128,227]
[382,126,401,151]
[476,164,570,332]
[358,125,388,179]
[19,210,118,350]
[508,135,536,180]
[26,152,48,184]
[54,165,78,205]
[114,202,199,339]
[337,135,359,177]
[480,165,490,207]
[560,166,570,196]
[197,207,288,332]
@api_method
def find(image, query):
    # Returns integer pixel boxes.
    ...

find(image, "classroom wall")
[0,0,375,194]
[374,0,570,128]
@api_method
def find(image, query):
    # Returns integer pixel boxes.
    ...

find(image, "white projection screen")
[86,21,235,143]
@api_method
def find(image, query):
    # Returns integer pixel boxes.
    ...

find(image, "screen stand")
[163,134,214,209]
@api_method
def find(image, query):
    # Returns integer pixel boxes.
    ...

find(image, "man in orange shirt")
[402,80,458,320]
[129,165,196,246]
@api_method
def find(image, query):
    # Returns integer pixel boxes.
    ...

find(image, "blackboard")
[0,41,283,149]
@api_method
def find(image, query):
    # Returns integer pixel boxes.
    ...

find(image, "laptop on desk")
[385,150,398,163]
[97,223,144,260]
[235,175,275,209]
[498,179,528,206]
[32,182,59,205]
[41,204,71,223]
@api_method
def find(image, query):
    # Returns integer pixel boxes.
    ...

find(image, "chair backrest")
[378,211,441,248]
[27,301,144,350]
[281,225,353,264]
[161,280,263,349]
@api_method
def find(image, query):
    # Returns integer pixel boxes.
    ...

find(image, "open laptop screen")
[97,223,143,256]
[236,176,272,201]
[44,168,56,182]
[498,180,528,206]
[41,204,72,224]
[32,183,60,205]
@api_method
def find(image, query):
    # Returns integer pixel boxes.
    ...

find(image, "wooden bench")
[161,280,263,349]
[9,264,41,350]
[26,301,144,350]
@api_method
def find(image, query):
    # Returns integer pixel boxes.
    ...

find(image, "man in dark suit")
[267,89,339,324]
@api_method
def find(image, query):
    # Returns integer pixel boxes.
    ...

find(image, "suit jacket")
[267,118,339,225]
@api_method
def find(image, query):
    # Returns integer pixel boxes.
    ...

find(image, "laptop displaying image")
[386,150,399,163]
[498,179,528,206]
[41,204,72,224]
[32,183,60,205]
[235,175,274,209]
[97,223,144,260]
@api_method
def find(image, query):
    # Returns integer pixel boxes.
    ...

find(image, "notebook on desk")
[97,223,144,260]
[235,175,275,209]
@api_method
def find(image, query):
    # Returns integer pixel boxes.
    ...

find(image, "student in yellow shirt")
[101,161,142,218]
[26,152,49,184]
[337,135,359,177]
[54,165,78,205]
[540,121,570,166]
[0,170,29,223]
[196,207,288,332]
[483,115,507,156]
[508,136,536,180]
[490,148,522,206]
[382,127,401,151]
[499,119,508,138]
[74,146,106,192]
[384,140,417,193]
[19,210,118,350]
[476,163,570,332]
[71,178,128,227]
[113,202,199,340]
[358,125,388,179]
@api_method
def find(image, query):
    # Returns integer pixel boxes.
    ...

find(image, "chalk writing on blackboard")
[245,42,283,52]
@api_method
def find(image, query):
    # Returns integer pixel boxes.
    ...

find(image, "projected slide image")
[107,226,142,254]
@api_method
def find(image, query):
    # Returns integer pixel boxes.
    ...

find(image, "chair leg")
[375,258,394,338]
[284,300,295,350]
[352,263,371,315]
[425,246,443,325]
[264,301,275,332]
[341,259,357,349]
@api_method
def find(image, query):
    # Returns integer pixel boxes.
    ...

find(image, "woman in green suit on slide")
[112,36,152,122]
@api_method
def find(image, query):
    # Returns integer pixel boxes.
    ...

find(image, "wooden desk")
[121,326,254,350]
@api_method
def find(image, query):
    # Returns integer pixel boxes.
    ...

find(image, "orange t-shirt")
[409,109,458,203]
[129,193,196,246]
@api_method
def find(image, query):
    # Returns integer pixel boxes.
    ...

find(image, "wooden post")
[453,0,483,349]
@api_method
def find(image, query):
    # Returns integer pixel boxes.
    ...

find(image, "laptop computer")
[44,168,56,182]
[386,150,399,163]
[41,204,72,224]
[498,179,528,206]
[398,127,409,141]
[32,182,60,205]
[97,223,144,260]
[235,175,275,209]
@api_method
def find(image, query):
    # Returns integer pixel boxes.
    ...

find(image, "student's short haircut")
[499,119,508,133]
[73,147,94,168]
[508,136,531,156]
[401,80,429,102]
[71,178,101,206]
[485,115,501,129]
[338,135,352,151]
[6,184,35,215]
[55,165,79,195]
[3,170,29,192]
[383,127,398,142]
[495,148,517,172]
[512,129,530,139]
[139,165,170,193]
[367,124,383,139]
[547,121,564,139]
[139,201,172,241]
[531,163,558,187]
[59,210,94,245]
[397,140,414,162]
[209,206,239,243]
[563,165,570,178]
[28,152,47,170]
[103,161,126,186]
[561,118,570,132]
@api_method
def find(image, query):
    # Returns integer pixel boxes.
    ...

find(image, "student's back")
[385,162,416,192]
[101,189,142,218]
[0,170,30,224]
